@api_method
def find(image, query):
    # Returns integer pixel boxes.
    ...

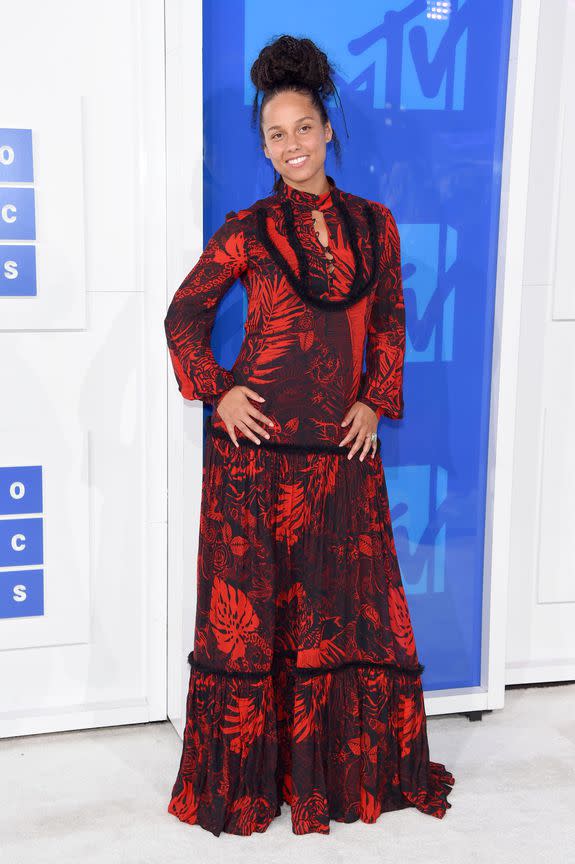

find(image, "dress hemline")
[168,652,455,837]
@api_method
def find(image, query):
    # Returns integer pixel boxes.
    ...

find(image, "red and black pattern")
[164,176,455,835]
[164,175,405,438]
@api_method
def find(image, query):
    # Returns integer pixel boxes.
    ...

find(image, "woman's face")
[262,90,332,189]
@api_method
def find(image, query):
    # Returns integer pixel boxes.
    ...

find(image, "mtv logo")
[386,463,449,596]
[245,0,468,110]
[401,222,457,364]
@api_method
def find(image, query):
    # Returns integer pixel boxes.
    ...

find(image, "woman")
[164,35,455,836]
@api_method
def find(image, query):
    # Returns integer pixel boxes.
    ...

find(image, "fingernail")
[265,434,270,439]
[268,422,274,427]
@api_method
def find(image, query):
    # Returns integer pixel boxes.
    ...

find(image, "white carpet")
[2,682,574,864]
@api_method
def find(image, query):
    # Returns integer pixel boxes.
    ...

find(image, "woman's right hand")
[215,385,274,447]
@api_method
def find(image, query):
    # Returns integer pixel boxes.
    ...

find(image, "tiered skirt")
[168,423,455,836]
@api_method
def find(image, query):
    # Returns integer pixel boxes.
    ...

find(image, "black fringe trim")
[188,649,425,679]
[208,421,381,456]
[254,191,381,311]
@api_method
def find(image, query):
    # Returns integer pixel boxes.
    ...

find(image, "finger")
[339,417,361,447]
[242,386,266,403]
[245,406,275,428]
[341,405,359,427]
[347,428,367,460]
[370,434,378,458]
[358,434,372,462]
[226,423,239,448]
[237,419,261,445]
[243,415,271,439]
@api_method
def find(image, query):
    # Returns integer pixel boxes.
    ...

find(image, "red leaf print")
[275,480,305,548]
[292,678,329,743]
[283,417,299,436]
[297,638,346,668]
[359,534,373,556]
[208,575,260,661]
[361,787,383,822]
[388,582,417,657]
[298,330,314,351]
[222,690,268,754]
[394,692,424,758]
[216,231,245,265]
[167,778,199,823]
[361,603,381,626]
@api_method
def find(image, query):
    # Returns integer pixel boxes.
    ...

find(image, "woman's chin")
[283,159,315,179]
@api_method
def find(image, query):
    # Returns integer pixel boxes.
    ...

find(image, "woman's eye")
[270,126,310,140]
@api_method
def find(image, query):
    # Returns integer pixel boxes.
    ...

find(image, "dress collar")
[275,174,337,212]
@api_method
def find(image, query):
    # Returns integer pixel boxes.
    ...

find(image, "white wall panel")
[0,0,167,737]
[507,0,575,683]
[551,3,575,321]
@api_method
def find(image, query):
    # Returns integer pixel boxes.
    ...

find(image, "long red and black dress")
[164,174,455,836]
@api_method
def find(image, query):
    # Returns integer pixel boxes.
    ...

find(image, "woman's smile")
[286,154,309,166]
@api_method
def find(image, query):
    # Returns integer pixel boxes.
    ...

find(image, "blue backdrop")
[201,0,514,691]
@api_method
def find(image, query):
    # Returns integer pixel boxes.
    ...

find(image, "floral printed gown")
[164,174,455,836]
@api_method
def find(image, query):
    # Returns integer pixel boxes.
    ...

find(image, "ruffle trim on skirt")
[168,651,455,836]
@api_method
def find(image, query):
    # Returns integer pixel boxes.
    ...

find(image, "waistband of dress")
[207,421,381,456]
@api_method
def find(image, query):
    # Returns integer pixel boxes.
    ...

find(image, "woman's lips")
[286,155,309,168]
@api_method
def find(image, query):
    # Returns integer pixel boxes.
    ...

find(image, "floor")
[2,682,574,864]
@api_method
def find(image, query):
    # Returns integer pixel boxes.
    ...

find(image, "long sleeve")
[358,207,405,421]
[164,211,248,407]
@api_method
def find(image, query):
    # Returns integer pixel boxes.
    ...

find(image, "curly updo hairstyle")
[250,35,349,191]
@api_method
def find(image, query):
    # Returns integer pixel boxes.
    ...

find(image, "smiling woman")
[164,33,455,837]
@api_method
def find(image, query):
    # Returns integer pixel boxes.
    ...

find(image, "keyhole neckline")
[311,211,334,264]
[255,190,381,310]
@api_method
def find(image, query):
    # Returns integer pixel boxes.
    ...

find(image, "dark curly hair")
[249,35,349,191]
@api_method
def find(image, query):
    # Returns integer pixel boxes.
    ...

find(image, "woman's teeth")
[287,156,308,166]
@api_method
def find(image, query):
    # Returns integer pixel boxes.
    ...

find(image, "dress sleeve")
[357,207,406,421]
[164,211,247,408]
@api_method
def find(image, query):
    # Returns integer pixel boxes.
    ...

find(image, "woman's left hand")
[339,402,378,460]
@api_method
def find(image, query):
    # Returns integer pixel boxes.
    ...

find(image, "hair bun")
[250,35,335,99]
